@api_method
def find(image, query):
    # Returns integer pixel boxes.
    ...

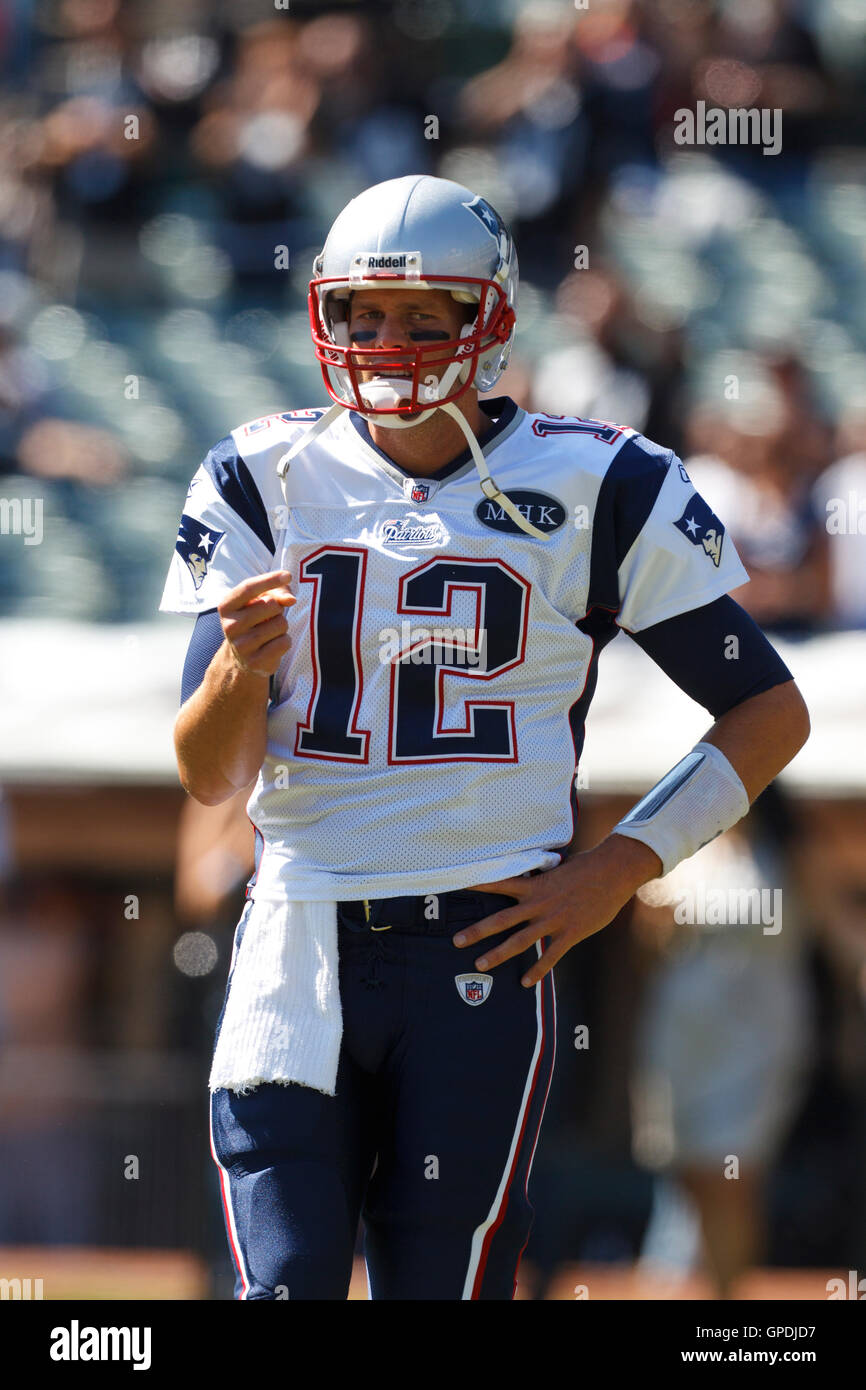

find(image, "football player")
[160,175,809,1299]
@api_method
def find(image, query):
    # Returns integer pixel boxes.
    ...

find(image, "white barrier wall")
[1,620,864,794]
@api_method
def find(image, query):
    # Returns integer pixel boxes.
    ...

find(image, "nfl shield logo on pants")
[455,973,493,1006]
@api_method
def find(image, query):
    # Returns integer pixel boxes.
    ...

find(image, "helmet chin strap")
[276,401,345,487]
[437,400,547,539]
[277,359,547,541]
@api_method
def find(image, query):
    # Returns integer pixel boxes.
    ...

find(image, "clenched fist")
[218,570,296,678]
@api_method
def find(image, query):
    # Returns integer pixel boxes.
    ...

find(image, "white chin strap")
[277,365,547,541]
[437,400,547,539]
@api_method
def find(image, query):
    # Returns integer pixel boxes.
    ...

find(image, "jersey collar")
[347,396,520,482]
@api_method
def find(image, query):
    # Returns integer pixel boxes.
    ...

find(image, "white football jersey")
[160,398,748,902]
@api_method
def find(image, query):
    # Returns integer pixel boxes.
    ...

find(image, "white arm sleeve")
[617,457,749,633]
[159,463,274,615]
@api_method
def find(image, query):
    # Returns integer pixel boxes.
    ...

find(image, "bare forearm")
[700,678,810,802]
[175,641,270,805]
[175,569,295,805]
[597,830,664,891]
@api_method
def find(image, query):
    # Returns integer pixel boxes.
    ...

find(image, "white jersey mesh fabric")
[161,404,748,901]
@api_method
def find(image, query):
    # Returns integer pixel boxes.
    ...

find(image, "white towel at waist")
[209,898,342,1097]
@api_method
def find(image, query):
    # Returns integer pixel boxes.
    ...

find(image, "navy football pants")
[210,890,556,1300]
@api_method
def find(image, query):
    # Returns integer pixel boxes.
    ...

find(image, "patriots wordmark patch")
[455,973,493,1006]
[673,494,725,567]
[381,517,447,547]
[176,514,225,590]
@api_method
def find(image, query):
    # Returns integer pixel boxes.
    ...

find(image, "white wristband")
[612,742,750,879]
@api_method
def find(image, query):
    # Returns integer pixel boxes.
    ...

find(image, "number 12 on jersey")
[294,547,530,765]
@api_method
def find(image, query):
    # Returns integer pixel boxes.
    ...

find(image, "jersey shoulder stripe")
[588,433,674,612]
[207,407,335,548]
[202,435,276,557]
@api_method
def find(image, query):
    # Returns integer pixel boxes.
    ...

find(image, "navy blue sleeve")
[628,596,793,718]
[180,609,225,705]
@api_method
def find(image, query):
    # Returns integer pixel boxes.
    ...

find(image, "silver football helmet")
[308,174,518,425]
[278,175,547,538]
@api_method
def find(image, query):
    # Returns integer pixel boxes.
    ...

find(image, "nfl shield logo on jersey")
[455,973,493,1006]
[403,477,437,504]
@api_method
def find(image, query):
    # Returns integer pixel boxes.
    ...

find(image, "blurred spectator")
[17,417,127,483]
[533,269,648,429]
[812,407,866,628]
[630,791,814,1297]
[457,0,588,257]
[300,13,431,188]
[0,877,98,1243]
[574,0,660,176]
[683,372,830,633]
[190,21,318,179]
[0,323,52,468]
[651,0,831,164]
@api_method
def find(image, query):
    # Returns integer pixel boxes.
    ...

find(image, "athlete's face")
[346,287,470,397]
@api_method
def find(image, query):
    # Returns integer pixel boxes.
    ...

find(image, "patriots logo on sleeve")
[673,494,725,567]
[175,513,225,590]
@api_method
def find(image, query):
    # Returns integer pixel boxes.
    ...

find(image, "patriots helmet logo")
[462,195,501,241]
[462,196,513,282]
[175,513,225,590]
[673,494,725,567]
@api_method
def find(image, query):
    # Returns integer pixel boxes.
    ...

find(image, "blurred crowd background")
[1,0,865,1299]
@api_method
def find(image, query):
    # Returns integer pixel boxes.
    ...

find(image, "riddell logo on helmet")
[350,251,422,280]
